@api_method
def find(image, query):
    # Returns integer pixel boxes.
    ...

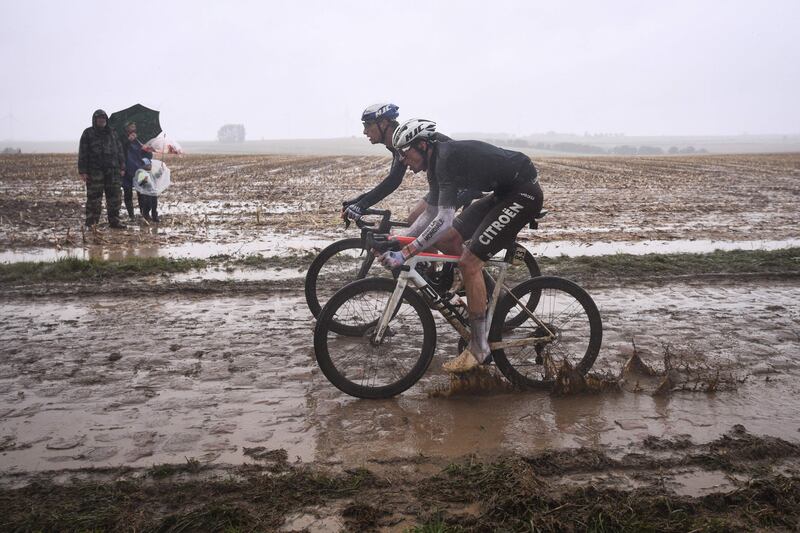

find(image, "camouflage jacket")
[78,126,124,174]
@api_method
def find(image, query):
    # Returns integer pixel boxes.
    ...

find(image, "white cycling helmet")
[392,118,437,151]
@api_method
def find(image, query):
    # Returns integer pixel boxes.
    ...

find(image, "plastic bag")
[133,159,171,196]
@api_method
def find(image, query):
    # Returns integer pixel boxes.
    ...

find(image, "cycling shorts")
[453,179,543,261]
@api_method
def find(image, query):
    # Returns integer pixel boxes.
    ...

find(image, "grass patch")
[0,256,207,283]
[1,246,797,285]
[1,463,378,532]
[2,429,800,532]
[539,246,800,281]
[148,457,205,479]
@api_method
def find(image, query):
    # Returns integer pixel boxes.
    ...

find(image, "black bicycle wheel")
[314,277,437,399]
[305,238,392,319]
[489,276,602,389]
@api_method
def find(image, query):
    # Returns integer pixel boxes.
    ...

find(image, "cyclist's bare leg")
[460,249,487,317]
[443,249,490,372]
[435,228,464,255]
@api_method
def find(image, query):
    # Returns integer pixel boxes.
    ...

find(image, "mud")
[1,153,799,256]
[2,426,800,531]
[1,153,799,528]
[1,278,798,477]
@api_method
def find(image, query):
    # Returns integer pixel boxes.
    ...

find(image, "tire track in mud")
[1,278,798,473]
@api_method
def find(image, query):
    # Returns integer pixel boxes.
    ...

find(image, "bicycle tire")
[314,277,437,399]
[305,237,384,319]
[497,245,541,330]
[489,276,602,389]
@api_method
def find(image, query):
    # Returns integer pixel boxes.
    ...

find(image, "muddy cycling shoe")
[109,220,127,229]
[442,348,482,373]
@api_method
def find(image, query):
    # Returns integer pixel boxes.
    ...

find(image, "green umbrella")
[108,104,162,143]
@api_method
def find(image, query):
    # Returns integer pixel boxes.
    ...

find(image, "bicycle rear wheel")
[493,244,541,330]
[314,277,437,399]
[489,276,602,389]
[305,237,393,322]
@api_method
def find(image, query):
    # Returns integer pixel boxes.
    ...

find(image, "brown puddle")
[1,279,799,474]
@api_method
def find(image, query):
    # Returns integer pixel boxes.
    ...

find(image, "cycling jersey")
[411,139,543,260]
[353,132,453,210]
[353,146,407,210]
[424,140,536,209]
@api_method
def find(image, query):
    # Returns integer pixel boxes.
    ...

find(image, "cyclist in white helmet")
[342,104,479,224]
[381,118,544,373]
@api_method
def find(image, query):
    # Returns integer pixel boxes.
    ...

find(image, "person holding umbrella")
[78,109,126,228]
[109,105,163,221]
[121,122,152,220]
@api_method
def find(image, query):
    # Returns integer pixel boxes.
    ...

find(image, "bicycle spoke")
[493,278,599,386]
[322,286,430,392]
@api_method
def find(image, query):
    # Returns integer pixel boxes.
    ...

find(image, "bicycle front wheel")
[314,277,437,399]
[489,276,602,389]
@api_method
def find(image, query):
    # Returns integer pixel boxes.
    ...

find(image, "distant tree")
[217,124,246,143]
[679,146,696,154]
[612,145,638,155]
[637,145,664,155]
[552,142,606,154]
[668,146,679,154]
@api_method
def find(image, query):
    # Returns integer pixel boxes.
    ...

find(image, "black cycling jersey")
[354,145,407,209]
[354,132,453,210]
[425,140,537,209]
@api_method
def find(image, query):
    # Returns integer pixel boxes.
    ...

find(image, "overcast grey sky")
[1,0,798,141]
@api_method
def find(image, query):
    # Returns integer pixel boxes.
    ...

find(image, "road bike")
[304,207,542,335]
[313,233,602,399]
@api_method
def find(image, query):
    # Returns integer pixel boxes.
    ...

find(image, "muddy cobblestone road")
[1,278,798,475]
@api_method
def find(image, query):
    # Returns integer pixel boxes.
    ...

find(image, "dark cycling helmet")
[361,103,399,123]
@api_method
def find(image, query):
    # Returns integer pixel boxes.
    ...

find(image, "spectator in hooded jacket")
[78,109,126,228]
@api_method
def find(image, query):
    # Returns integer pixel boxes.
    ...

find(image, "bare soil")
[1,152,798,252]
[1,153,799,530]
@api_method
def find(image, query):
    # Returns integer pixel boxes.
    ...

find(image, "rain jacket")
[124,140,149,186]
[78,109,125,174]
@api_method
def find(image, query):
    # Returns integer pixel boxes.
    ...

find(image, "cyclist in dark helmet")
[381,118,544,373]
[342,103,480,224]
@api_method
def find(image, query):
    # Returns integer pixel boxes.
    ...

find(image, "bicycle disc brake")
[365,324,395,346]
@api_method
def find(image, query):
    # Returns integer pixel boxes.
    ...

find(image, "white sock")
[468,313,490,362]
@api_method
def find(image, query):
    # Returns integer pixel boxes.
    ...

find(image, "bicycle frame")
[372,236,555,349]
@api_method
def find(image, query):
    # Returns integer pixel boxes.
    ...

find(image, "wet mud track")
[1,153,799,257]
[1,278,798,477]
[1,152,800,528]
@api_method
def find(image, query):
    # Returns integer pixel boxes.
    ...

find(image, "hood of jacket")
[92,109,109,130]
